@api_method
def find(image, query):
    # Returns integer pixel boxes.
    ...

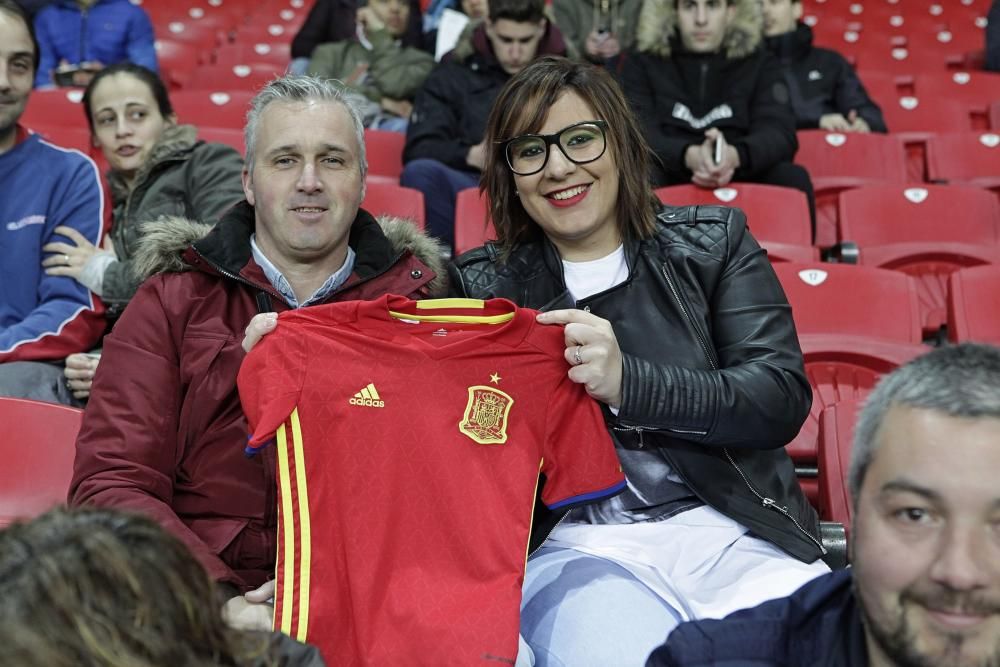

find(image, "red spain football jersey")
[238,295,625,666]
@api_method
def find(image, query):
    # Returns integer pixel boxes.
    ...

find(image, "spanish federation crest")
[459,385,514,445]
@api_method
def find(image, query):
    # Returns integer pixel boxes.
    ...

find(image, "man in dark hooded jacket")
[761,0,886,133]
[400,0,569,248]
[620,0,815,230]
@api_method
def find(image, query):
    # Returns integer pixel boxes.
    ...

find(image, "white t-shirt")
[561,244,628,302]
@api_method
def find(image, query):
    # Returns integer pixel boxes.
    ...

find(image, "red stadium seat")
[364,129,405,183]
[158,19,226,49]
[185,63,286,92]
[773,261,924,498]
[773,262,923,343]
[796,338,928,508]
[655,184,816,261]
[362,182,425,229]
[214,42,293,68]
[21,88,86,128]
[992,101,1000,131]
[171,89,255,130]
[454,187,497,256]
[231,21,297,44]
[877,95,973,181]
[154,39,204,89]
[197,126,245,155]
[915,70,1000,129]
[851,44,957,78]
[925,132,1000,193]
[817,398,863,529]
[0,398,83,527]
[838,183,1000,335]
[794,130,908,248]
[947,264,1000,344]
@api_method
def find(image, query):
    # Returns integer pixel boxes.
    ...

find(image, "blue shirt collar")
[250,234,356,308]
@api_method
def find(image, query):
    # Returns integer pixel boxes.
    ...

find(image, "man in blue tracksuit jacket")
[1,0,105,400]
[33,0,157,88]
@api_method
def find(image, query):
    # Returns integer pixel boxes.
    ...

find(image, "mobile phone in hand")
[713,135,723,165]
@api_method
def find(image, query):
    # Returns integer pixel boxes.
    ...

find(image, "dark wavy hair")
[82,63,174,134]
[0,507,275,667]
[481,56,660,254]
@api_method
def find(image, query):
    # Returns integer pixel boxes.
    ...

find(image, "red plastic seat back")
[947,264,1000,344]
[0,398,82,527]
[21,88,86,127]
[818,398,866,528]
[655,183,812,247]
[171,90,255,131]
[794,130,908,247]
[925,132,1000,187]
[454,187,497,256]
[362,182,425,229]
[839,183,1000,247]
[773,263,922,343]
[364,129,405,183]
[184,64,285,93]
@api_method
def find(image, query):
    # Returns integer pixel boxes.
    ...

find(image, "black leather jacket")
[448,204,825,563]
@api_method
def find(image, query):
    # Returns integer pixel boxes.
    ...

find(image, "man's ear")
[242,168,255,206]
[793,2,803,21]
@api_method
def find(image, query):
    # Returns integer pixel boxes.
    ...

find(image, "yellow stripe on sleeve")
[276,421,296,636]
[290,409,312,641]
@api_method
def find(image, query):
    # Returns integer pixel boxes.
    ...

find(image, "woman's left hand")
[42,225,102,280]
[536,309,623,409]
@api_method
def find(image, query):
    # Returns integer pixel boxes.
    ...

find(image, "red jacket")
[69,202,443,588]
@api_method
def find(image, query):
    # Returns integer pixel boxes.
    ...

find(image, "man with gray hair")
[647,342,1000,667]
[69,75,444,623]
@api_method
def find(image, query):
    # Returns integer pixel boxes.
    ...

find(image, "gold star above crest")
[490,372,501,385]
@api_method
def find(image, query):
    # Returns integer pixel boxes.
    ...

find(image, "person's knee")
[521,554,681,667]
[764,162,814,196]
[400,158,448,189]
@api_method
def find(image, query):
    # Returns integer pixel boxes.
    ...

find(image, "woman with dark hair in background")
[41,62,244,403]
[448,55,829,665]
[0,507,324,666]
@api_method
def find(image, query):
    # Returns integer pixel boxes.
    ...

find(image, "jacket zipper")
[660,262,826,554]
[79,8,88,64]
[698,61,708,108]
[724,449,826,554]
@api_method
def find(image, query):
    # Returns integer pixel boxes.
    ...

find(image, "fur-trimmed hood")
[131,209,448,297]
[636,0,761,59]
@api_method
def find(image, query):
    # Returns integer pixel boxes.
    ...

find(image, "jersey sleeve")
[237,320,308,454]
[539,371,626,510]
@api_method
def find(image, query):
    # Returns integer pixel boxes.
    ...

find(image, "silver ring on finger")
[64,254,70,265]
[573,345,583,366]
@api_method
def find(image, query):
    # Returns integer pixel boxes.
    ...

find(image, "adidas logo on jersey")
[349,383,384,408]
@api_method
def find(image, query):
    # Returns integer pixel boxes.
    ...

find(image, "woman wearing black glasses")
[448,55,830,666]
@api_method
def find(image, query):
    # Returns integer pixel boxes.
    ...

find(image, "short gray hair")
[849,343,1000,500]
[243,75,367,180]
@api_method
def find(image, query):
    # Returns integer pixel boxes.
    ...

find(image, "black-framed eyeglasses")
[501,120,609,176]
